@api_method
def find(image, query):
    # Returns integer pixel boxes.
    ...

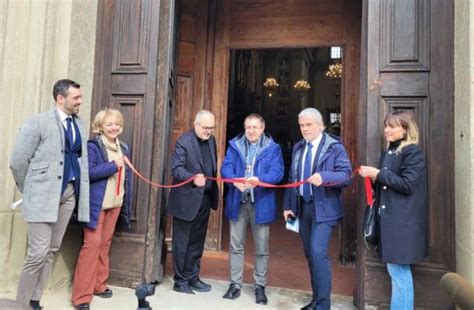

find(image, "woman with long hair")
[72,109,132,309]
[359,110,428,309]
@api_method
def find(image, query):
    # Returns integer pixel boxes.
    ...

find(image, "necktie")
[66,117,74,146]
[65,117,75,182]
[303,142,313,202]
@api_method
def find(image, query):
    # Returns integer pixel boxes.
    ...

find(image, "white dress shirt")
[57,108,76,142]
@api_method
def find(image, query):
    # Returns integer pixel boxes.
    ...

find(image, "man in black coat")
[167,110,219,294]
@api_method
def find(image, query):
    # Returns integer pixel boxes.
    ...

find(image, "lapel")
[379,149,387,168]
[51,108,66,148]
[71,118,82,149]
[191,131,205,170]
[312,134,327,172]
[294,140,305,180]
[74,116,86,142]
[209,136,217,175]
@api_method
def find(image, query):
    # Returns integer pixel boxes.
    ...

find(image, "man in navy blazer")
[283,108,352,310]
[167,110,219,294]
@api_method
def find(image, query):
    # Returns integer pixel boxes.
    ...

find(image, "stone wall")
[454,0,474,283]
[0,0,98,294]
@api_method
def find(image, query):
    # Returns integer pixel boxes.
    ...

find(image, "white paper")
[11,199,22,210]
[285,217,300,233]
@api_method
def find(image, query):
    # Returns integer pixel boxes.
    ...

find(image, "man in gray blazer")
[10,79,90,310]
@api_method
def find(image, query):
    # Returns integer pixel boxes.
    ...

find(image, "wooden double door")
[93,0,454,307]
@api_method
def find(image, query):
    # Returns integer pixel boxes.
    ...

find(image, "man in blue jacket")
[221,113,284,305]
[283,108,352,310]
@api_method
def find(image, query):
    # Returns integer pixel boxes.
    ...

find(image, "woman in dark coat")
[359,110,427,310]
[72,109,132,309]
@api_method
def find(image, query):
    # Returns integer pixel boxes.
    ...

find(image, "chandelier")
[293,79,311,93]
[263,77,279,97]
[326,63,343,79]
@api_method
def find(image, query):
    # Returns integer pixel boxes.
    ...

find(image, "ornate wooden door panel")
[357,0,454,307]
[92,0,179,286]
[167,0,222,250]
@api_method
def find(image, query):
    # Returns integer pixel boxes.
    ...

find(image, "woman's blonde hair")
[384,110,419,153]
[92,108,124,134]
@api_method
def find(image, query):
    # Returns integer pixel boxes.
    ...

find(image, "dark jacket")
[167,130,219,221]
[284,133,352,222]
[221,133,284,224]
[375,140,428,264]
[87,137,132,230]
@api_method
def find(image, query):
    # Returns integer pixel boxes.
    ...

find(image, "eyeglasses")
[199,124,216,131]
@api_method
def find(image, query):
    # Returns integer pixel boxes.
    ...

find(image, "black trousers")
[172,194,211,286]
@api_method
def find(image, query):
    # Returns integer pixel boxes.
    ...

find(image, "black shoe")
[190,278,212,292]
[222,283,241,300]
[255,285,268,305]
[29,300,43,310]
[94,288,113,298]
[74,303,90,309]
[173,283,195,294]
[301,300,317,310]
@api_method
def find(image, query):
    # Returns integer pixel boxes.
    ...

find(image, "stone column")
[454,0,474,283]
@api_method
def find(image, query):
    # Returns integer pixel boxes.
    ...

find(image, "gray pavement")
[1,276,356,309]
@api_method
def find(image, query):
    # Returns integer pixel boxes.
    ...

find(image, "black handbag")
[363,177,378,249]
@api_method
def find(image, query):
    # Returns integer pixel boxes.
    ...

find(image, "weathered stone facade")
[0,0,98,294]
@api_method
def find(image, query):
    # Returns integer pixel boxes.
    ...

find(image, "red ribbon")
[124,156,195,188]
[124,156,360,189]
[364,177,374,207]
[207,176,306,188]
[116,166,123,196]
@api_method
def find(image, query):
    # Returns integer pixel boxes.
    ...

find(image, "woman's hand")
[114,157,124,168]
[359,165,380,182]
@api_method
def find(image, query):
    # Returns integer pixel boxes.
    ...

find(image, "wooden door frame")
[206,0,362,255]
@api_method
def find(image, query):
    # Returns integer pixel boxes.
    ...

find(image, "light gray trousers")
[229,201,269,287]
[16,184,76,305]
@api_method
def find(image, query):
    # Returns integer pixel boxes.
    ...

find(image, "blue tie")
[303,142,313,202]
[66,117,74,146]
[65,117,75,182]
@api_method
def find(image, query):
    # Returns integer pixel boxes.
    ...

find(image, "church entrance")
[168,0,362,299]
[95,0,456,307]
[212,47,355,295]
